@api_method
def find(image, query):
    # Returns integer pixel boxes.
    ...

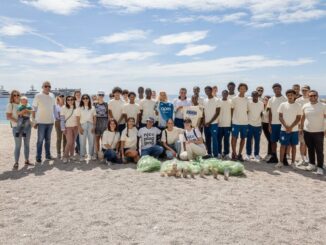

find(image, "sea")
[1,95,325,124]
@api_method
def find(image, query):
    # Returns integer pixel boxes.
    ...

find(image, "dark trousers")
[218,127,231,155]
[303,131,324,168]
[262,123,272,155]
[174,118,184,129]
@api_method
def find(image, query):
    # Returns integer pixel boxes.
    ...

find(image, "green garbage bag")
[160,159,190,172]
[137,156,161,172]
[216,161,244,176]
[188,161,201,174]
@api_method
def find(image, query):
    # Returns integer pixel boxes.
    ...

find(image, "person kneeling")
[102,119,121,165]
[161,118,183,159]
[138,117,164,158]
[180,118,207,161]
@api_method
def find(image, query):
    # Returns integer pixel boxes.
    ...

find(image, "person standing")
[218,90,232,159]
[94,91,109,159]
[122,89,129,103]
[32,81,56,163]
[227,81,237,100]
[292,84,302,99]
[231,83,249,161]
[276,89,302,168]
[261,95,272,161]
[54,94,66,159]
[256,86,264,102]
[108,87,126,133]
[6,90,32,169]
[155,91,174,130]
[266,83,287,164]
[122,92,141,127]
[173,88,191,128]
[203,86,220,157]
[60,96,78,163]
[296,85,310,166]
[74,90,81,154]
[184,95,203,129]
[76,94,97,161]
[136,86,144,104]
[212,85,219,98]
[301,90,326,175]
[193,86,204,108]
[139,88,156,128]
[245,91,264,161]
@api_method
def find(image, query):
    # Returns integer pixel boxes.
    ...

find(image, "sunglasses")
[257,89,263,92]
[98,94,105,97]
[82,97,89,100]
[44,85,51,88]
[59,95,65,98]
[309,95,317,97]
[13,94,20,97]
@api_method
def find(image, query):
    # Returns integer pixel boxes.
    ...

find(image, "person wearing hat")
[266,83,287,164]
[94,90,109,159]
[296,85,311,166]
[137,117,163,157]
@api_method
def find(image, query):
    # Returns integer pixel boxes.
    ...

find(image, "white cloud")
[177,44,216,56]
[95,30,148,44]
[21,0,90,15]
[100,0,326,26]
[154,31,208,45]
[0,23,31,36]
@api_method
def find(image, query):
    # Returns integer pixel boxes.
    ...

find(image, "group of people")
[5,81,326,175]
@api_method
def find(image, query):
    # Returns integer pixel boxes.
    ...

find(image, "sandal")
[25,160,34,166]
[13,163,19,169]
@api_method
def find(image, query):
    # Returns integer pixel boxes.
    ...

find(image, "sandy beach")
[0,124,326,244]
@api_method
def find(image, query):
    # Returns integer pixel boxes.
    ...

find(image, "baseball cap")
[97,90,105,95]
[146,117,155,123]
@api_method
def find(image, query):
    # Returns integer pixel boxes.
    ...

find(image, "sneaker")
[224,154,231,160]
[57,154,61,159]
[254,155,261,162]
[217,154,222,159]
[46,156,54,160]
[91,155,97,161]
[316,167,324,175]
[106,160,112,166]
[244,155,251,161]
[36,158,42,163]
[70,155,78,161]
[297,159,309,167]
[286,154,290,159]
[275,162,284,168]
[79,156,86,162]
[62,158,68,164]
[237,154,244,162]
[267,156,278,164]
[283,157,289,166]
[290,162,296,169]
[305,164,316,171]
[263,154,272,161]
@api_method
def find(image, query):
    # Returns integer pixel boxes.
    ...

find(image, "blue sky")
[0,0,326,95]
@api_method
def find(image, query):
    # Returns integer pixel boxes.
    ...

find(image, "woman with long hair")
[155,91,174,131]
[76,94,97,161]
[102,119,121,165]
[161,118,183,159]
[6,90,32,169]
[120,117,139,163]
[60,95,78,163]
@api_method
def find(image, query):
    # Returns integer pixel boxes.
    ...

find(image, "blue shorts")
[280,131,299,146]
[270,124,281,143]
[232,124,248,139]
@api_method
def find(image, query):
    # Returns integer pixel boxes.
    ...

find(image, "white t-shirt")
[204,97,221,124]
[218,99,232,127]
[183,106,203,127]
[32,92,55,124]
[108,99,125,124]
[231,96,249,125]
[121,127,138,149]
[139,99,156,124]
[267,95,287,125]
[197,97,205,109]
[102,130,120,149]
[302,102,326,132]
[6,103,19,127]
[182,128,206,149]
[248,101,264,127]
[296,97,309,108]
[173,98,192,119]
[122,103,140,122]
[161,127,184,145]
[227,94,237,100]
[262,108,269,123]
[277,102,302,131]
[60,106,77,128]
[76,106,96,124]
[137,126,161,150]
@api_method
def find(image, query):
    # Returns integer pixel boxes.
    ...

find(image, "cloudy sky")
[0,0,326,95]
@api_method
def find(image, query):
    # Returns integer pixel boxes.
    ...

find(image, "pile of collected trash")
[137,156,245,180]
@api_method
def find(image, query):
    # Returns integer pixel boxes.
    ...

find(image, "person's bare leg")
[291,145,297,167]
[231,137,237,158]
[277,145,285,167]
[239,138,245,155]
